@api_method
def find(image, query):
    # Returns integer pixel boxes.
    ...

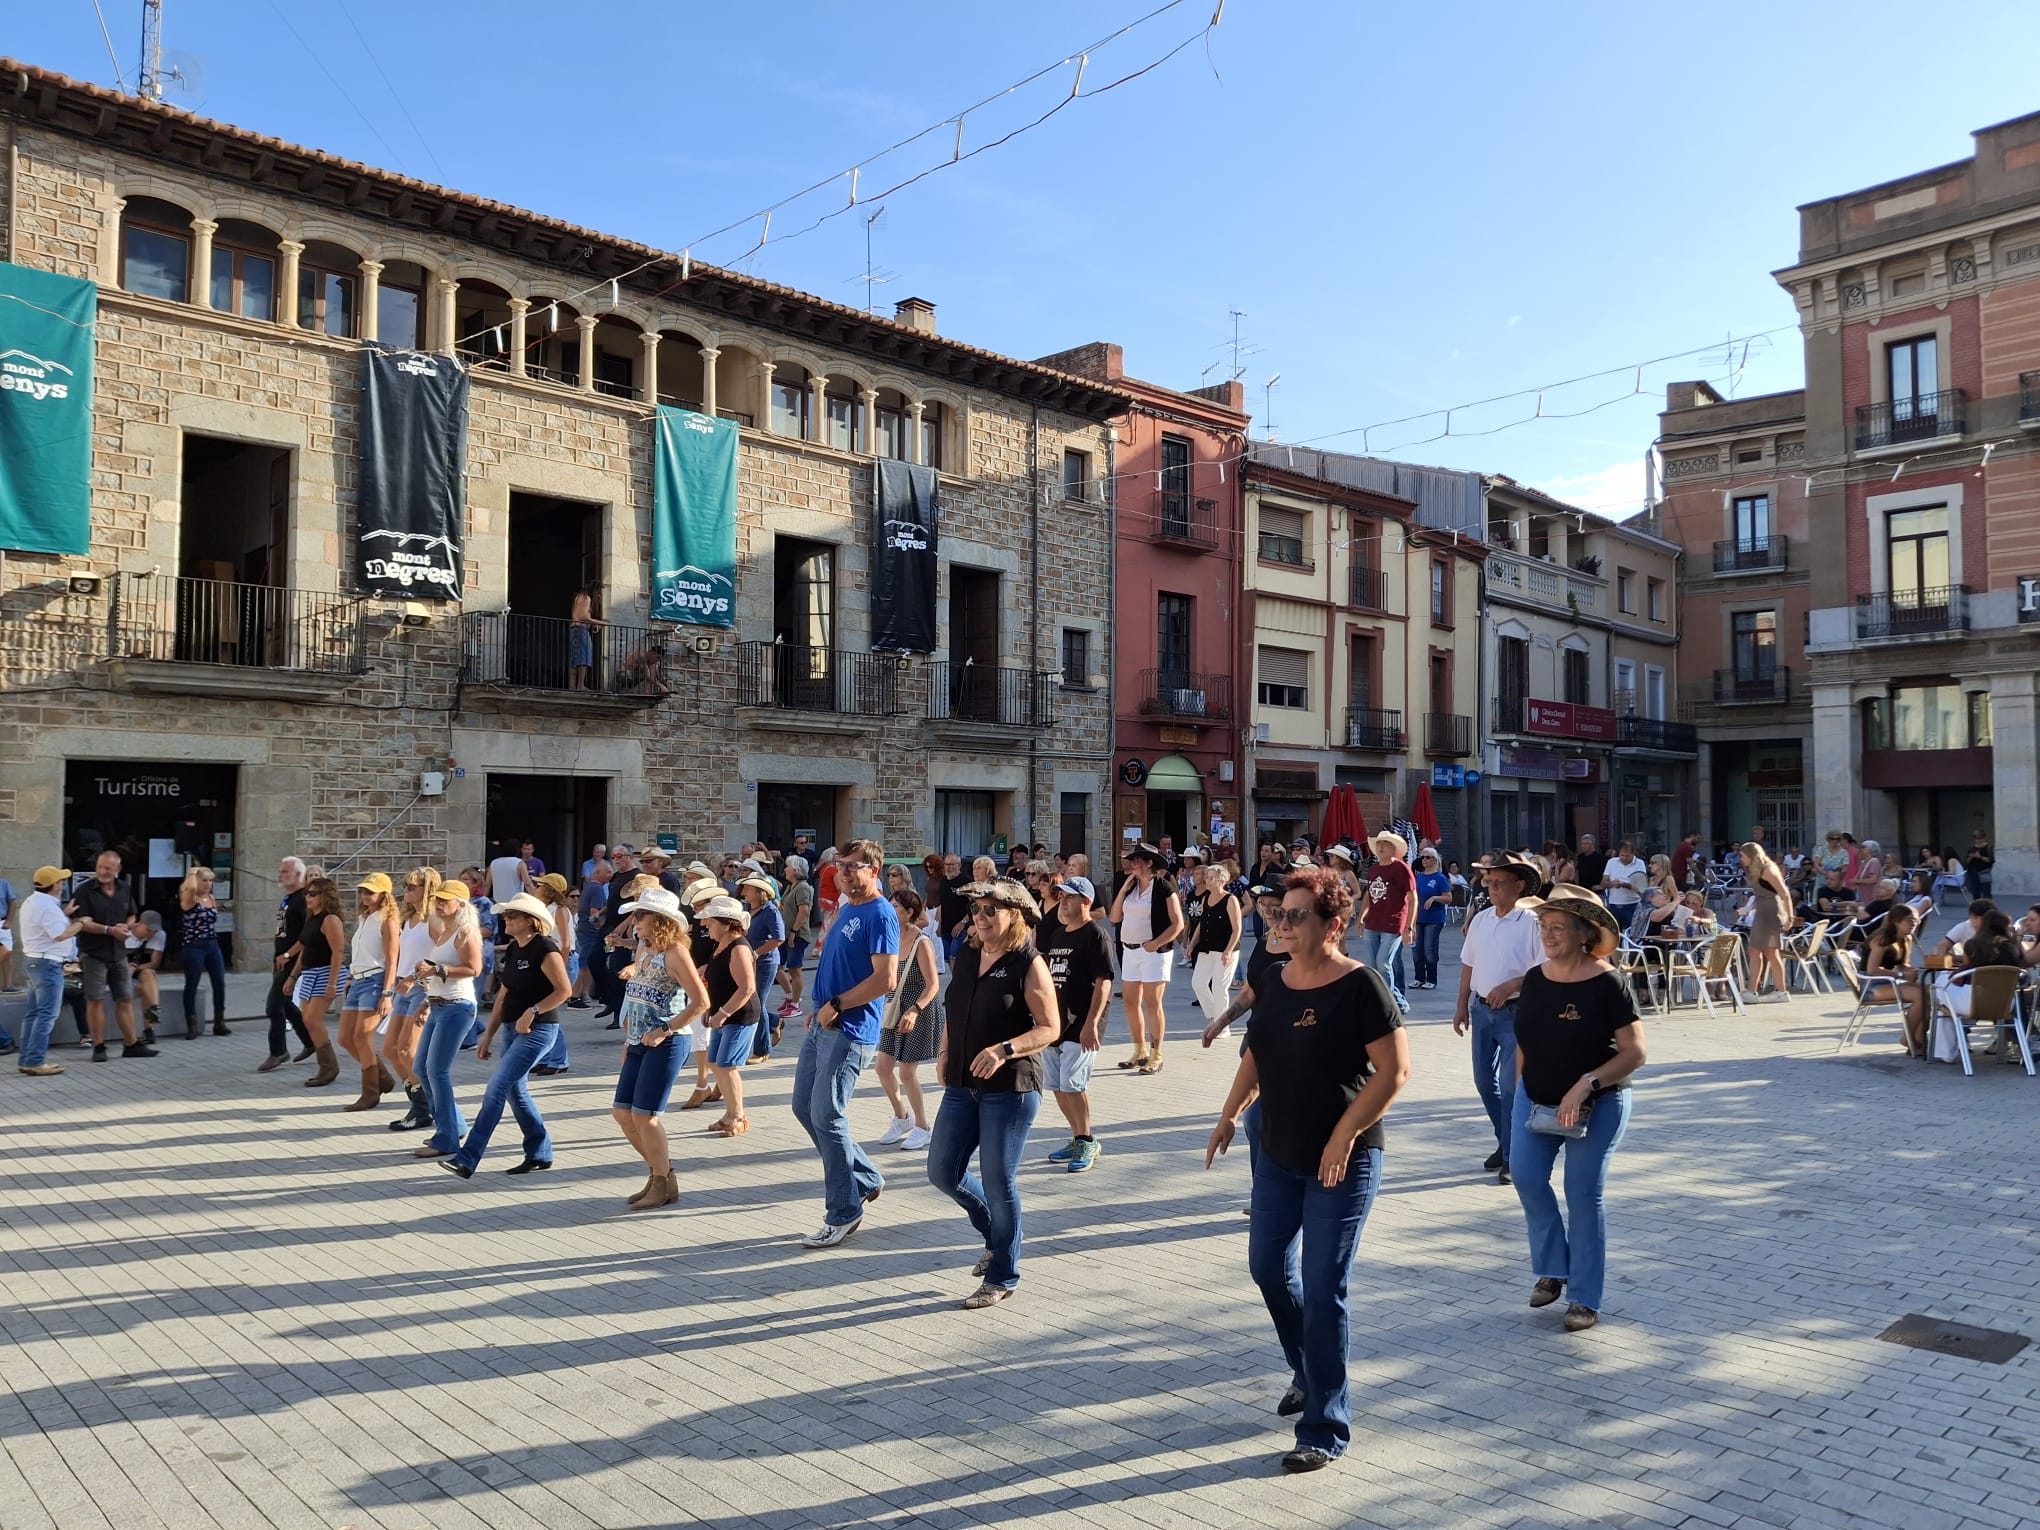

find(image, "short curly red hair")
[1282,864,1355,924]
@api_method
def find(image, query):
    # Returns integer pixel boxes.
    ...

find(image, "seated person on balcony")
[568,591,605,692]
[612,630,671,697]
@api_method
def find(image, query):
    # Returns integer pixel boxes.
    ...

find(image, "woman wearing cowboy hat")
[1355,833,1415,1017]
[698,895,763,1137]
[1107,843,1186,1074]
[1509,884,1650,1333]
[608,884,710,1207]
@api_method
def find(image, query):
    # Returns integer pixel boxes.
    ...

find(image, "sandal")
[678,1086,720,1111]
[710,1117,751,1137]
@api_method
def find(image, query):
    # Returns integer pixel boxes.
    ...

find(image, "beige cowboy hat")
[1536,883,1622,959]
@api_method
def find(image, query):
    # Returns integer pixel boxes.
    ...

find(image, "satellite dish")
[162,50,206,107]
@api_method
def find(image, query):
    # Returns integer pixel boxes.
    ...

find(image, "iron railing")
[1492,695,1526,733]
[1855,388,1966,449]
[1425,711,1473,756]
[1137,668,1233,720]
[1151,499,1219,550]
[460,612,666,696]
[1854,586,1970,640]
[1616,715,1699,753]
[1713,535,1790,575]
[1344,706,1405,751]
[2022,370,2040,423]
[737,642,909,716]
[109,573,364,673]
[926,661,1054,727]
[1349,565,1388,609]
[1714,668,1791,704]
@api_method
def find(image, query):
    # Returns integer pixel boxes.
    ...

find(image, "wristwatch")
[1586,1074,1604,1094]
[1000,1041,1016,1060]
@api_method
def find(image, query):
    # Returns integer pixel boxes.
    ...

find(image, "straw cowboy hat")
[1369,830,1408,859]
[1536,883,1622,959]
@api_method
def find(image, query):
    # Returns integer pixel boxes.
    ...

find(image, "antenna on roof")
[1262,373,1281,441]
[863,206,889,317]
[139,0,166,100]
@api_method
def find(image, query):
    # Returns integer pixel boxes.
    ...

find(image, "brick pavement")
[3,944,2039,1530]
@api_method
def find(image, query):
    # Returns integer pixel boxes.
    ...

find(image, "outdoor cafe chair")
[1784,919,1831,994]
[1928,966,2034,1077]
[1833,948,1905,1052]
[1665,931,1746,1015]
[1612,935,1667,1016]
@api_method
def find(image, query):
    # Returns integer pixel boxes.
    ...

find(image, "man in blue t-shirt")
[793,839,899,1248]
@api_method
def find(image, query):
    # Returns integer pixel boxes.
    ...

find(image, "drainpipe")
[1105,420,1118,855]
[1028,403,1041,848]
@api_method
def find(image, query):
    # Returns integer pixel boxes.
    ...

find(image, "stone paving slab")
[3,956,2039,1530]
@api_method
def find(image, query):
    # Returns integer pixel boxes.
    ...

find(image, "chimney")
[894,297,937,335]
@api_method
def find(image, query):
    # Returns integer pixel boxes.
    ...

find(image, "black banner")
[356,347,468,598]
[872,459,939,653]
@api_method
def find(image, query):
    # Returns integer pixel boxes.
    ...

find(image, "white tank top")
[350,917,391,975]
[423,931,475,1004]
[396,919,434,978]
[1121,882,1155,944]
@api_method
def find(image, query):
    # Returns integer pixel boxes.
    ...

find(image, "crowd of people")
[9,813,2020,1474]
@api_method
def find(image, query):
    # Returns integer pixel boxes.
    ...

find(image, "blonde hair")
[635,911,687,951]
[971,856,997,882]
[429,899,479,945]
[360,884,401,932]
[1201,864,1230,892]
[401,866,443,925]
[973,910,1033,957]
[1741,842,1788,898]
[179,866,215,911]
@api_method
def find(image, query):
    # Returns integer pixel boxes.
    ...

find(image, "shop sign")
[1524,700,1574,737]
[1571,705,1617,742]
[2020,576,2040,622]
[1563,757,1600,783]
[1496,747,1564,781]
[1430,764,1465,788]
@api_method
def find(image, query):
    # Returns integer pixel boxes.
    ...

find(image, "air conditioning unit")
[1170,688,1208,716]
[1254,722,1271,743]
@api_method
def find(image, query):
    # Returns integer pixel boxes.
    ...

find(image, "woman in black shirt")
[1509,885,1649,1334]
[928,878,1059,1310]
[438,893,571,1179]
[1186,865,1243,1037]
[1204,867,1410,1475]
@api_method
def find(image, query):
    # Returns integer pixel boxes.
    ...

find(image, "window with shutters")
[1257,645,1310,709]
[1258,506,1308,567]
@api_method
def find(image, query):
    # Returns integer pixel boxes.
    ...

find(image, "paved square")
[4,963,2039,1530]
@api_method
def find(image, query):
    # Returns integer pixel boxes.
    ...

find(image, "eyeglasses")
[970,902,1002,917]
[1267,907,1318,927]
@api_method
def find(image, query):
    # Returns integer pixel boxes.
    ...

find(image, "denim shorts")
[614,1036,690,1114]
[78,951,134,1003]
[784,936,809,972]
[705,1019,759,1068]
[293,966,349,1005]
[342,972,388,1010]
[392,985,428,1019]
[1041,1039,1094,1093]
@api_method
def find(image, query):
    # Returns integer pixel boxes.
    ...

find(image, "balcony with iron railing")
[1712,535,1790,576]
[1343,706,1405,752]
[1137,668,1233,720]
[1425,711,1473,756]
[1615,715,1699,754]
[737,642,911,720]
[460,612,667,708]
[1855,586,1970,641]
[926,661,1054,730]
[102,572,367,699]
[1855,388,1966,451]
[1713,667,1792,705]
[1349,564,1388,610]
[1151,496,1220,551]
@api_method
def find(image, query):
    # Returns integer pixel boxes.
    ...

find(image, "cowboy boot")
[304,1042,340,1087]
[342,1064,381,1112]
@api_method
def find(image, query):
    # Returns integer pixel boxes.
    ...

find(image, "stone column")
[639,330,661,405]
[189,218,217,307]
[858,386,878,455]
[908,400,926,464]
[1990,671,2040,899]
[507,298,530,377]
[433,277,458,353]
[1808,680,1862,845]
[576,315,598,392]
[699,345,720,416]
[277,240,304,328]
[759,361,778,433]
[357,259,383,344]
[808,374,828,444]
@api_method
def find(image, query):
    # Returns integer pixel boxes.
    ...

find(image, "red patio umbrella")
[1347,784,1371,848]
[1320,781,1351,847]
[1411,782,1442,845]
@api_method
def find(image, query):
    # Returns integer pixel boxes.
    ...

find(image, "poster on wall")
[356,347,468,598]
[651,406,738,626]
[872,458,939,652]
[0,261,96,556]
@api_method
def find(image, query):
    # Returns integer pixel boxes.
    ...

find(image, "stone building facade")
[0,62,1124,963]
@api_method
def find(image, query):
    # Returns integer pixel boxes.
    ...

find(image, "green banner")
[0,262,96,556]
[652,405,737,626]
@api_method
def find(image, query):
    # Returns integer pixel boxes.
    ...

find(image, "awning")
[1143,753,1204,793]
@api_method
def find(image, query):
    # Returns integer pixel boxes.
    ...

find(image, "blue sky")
[15,1,2040,515]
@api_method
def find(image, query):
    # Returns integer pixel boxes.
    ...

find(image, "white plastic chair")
[1784,919,1831,994]
[1834,948,1905,1051]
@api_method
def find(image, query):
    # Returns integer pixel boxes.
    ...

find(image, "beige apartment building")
[0,60,1124,963]
[1239,453,1484,860]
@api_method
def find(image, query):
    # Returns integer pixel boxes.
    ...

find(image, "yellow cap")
[538,872,570,894]
[356,872,394,895]
[33,865,66,889]
[430,880,471,903]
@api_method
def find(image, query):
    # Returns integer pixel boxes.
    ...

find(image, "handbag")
[1527,1098,1593,1139]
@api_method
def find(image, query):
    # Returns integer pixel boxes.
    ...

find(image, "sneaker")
[1067,1140,1101,1173]
[800,1219,860,1249]
[91,1045,109,1063]
[777,999,801,1019]
[17,1063,64,1076]
[878,1114,915,1147]
[565,998,590,1009]
[1044,1138,1081,1164]
[959,1282,1013,1309]
[900,1125,932,1151]
[1282,1447,1334,1473]
[122,1042,160,1058]
[1482,1149,1507,1172]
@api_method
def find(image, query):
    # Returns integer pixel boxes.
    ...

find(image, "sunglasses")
[970,902,1003,917]
[1267,907,1319,927]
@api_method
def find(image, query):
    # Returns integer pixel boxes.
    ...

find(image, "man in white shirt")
[487,843,532,905]
[1451,854,1546,1185]
[1600,839,1648,916]
[17,867,79,1075]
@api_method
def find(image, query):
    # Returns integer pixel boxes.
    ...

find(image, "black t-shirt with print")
[942,943,1043,1093]
[1246,964,1402,1175]
[1512,966,1637,1108]
[274,888,307,957]
[1035,917,1115,1044]
[497,936,562,1026]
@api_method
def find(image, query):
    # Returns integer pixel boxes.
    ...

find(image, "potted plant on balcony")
[1571,554,1602,576]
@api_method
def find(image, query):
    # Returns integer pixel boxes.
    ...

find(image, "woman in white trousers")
[1188,865,1243,1035]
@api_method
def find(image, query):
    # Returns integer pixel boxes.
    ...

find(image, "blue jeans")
[1469,998,1519,1155]
[452,1024,556,1171]
[1412,923,1443,986]
[790,1020,881,1228]
[181,938,227,1024]
[1359,929,1409,1013]
[419,999,476,1154]
[751,955,781,1057]
[538,1022,569,1069]
[1247,1144,1383,1457]
[20,957,65,1067]
[927,1087,1041,1289]
[1509,1083,1632,1312]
